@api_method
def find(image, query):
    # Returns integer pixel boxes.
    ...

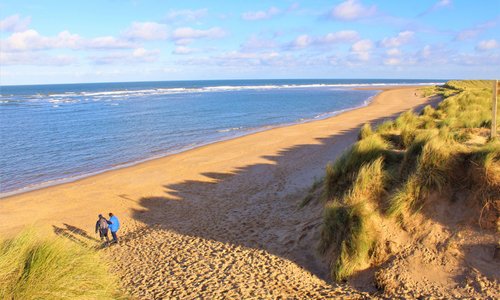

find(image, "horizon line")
[0,77,453,87]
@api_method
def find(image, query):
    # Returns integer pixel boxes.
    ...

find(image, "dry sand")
[0,87,440,298]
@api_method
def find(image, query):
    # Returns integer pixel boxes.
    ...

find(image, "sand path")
[0,87,439,298]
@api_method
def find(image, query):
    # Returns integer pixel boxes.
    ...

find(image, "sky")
[0,0,499,85]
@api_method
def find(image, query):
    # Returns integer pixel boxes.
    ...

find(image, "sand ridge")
[0,87,439,298]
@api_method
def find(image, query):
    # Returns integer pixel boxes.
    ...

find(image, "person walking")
[95,214,110,245]
[108,212,120,244]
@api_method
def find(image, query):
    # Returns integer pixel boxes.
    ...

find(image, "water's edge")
[0,89,384,198]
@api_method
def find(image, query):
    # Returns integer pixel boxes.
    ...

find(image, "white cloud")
[242,7,281,21]
[476,39,499,51]
[455,29,478,41]
[212,50,287,67]
[86,36,135,49]
[420,0,452,16]
[241,36,278,51]
[178,50,295,69]
[317,30,360,44]
[166,9,208,22]
[172,46,196,55]
[0,14,31,32]
[292,34,312,48]
[455,20,497,41]
[171,27,226,45]
[420,45,432,59]
[435,0,452,8]
[380,31,414,48]
[329,0,377,21]
[451,52,500,66]
[3,29,50,51]
[53,31,82,49]
[414,45,453,65]
[172,27,225,39]
[0,51,77,66]
[122,22,168,41]
[290,30,359,49]
[351,39,372,52]
[1,30,83,51]
[386,48,401,56]
[2,30,136,51]
[350,39,373,61]
[89,48,160,64]
[383,58,401,65]
[132,48,160,60]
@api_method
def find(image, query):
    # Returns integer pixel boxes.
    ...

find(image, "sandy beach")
[0,86,439,297]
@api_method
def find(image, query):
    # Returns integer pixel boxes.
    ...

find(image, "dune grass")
[0,229,122,300]
[346,157,388,206]
[464,140,500,217]
[320,158,386,280]
[358,123,374,140]
[300,176,323,207]
[324,134,392,201]
[414,136,455,191]
[320,201,375,282]
[387,174,424,217]
[318,80,500,281]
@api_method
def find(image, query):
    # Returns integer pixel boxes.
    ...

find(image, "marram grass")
[320,158,385,280]
[319,201,375,282]
[324,133,390,201]
[0,229,123,300]
[319,80,500,282]
[358,123,374,140]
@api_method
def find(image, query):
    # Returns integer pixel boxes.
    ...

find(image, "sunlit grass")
[0,229,123,300]
[318,80,499,281]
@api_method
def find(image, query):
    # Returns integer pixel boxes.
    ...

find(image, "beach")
[0,86,433,235]
[0,86,438,297]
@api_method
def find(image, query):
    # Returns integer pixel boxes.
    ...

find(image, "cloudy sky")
[1,0,499,85]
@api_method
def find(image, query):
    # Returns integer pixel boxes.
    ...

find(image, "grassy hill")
[312,80,499,297]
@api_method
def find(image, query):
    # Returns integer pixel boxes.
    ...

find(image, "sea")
[0,79,444,196]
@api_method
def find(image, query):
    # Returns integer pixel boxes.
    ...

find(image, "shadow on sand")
[123,97,442,282]
[53,223,100,246]
[55,96,454,290]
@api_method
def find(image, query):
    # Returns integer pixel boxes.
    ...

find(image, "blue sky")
[0,0,499,85]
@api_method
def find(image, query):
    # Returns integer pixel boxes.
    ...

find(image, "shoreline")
[0,91,378,199]
[0,84,430,199]
[0,85,436,236]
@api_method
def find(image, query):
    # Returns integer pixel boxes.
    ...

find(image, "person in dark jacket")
[108,212,120,244]
[95,214,110,244]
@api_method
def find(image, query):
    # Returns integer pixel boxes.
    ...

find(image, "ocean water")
[0,79,443,195]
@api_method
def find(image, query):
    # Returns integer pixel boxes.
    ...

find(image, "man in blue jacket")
[107,212,120,244]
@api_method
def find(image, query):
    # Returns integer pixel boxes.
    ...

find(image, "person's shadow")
[53,223,104,248]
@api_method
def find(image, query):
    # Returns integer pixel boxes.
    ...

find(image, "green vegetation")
[320,201,374,282]
[300,177,323,207]
[320,158,386,281]
[319,80,500,281]
[358,123,374,140]
[324,134,393,201]
[0,230,122,300]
